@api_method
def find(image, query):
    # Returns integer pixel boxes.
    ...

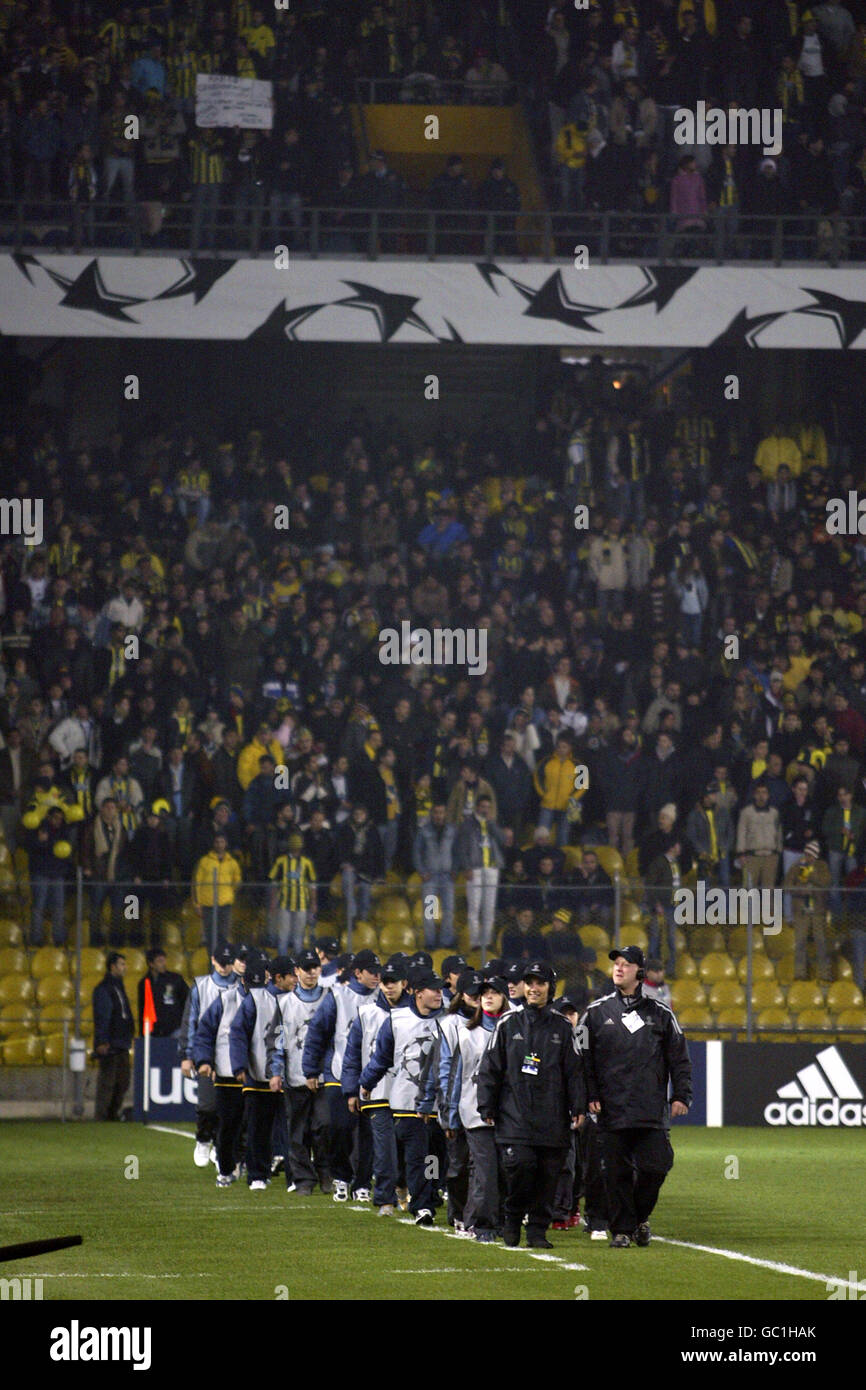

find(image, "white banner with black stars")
[3,255,866,347]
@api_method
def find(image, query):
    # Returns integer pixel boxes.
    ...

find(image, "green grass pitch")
[0,1122,863,1301]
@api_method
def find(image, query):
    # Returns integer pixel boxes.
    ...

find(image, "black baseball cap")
[505,961,525,983]
[409,950,433,971]
[456,968,484,997]
[608,945,646,968]
[481,974,509,997]
[296,949,320,970]
[523,960,556,985]
[442,954,467,977]
[412,970,444,991]
[213,941,234,965]
[271,955,296,977]
[245,952,268,987]
[555,992,585,1016]
[353,949,382,973]
[381,961,408,982]
[387,952,411,972]
[316,935,340,957]
[485,956,506,975]
[233,944,249,962]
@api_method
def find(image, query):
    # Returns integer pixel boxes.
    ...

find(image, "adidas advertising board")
[722,1043,866,1127]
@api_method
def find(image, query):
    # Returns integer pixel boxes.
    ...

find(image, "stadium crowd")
[2,358,866,995]
[2,1,866,248]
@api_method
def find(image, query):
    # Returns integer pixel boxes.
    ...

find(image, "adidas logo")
[764,1046,866,1127]
[604,1018,615,1025]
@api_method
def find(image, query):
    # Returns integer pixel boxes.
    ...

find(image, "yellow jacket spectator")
[238,728,284,790]
[754,426,802,480]
[48,526,81,575]
[242,14,275,59]
[678,0,717,36]
[193,843,242,907]
[796,421,828,472]
[534,739,581,812]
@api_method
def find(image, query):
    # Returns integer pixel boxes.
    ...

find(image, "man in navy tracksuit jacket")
[360,969,445,1224]
[266,955,296,1172]
[342,957,410,1212]
[228,952,284,1187]
[302,949,381,1200]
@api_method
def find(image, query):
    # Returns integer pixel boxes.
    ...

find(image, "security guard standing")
[477,960,585,1249]
[580,946,692,1248]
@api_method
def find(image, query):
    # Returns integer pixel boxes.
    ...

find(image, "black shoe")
[633,1222,651,1247]
[527,1236,554,1249]
[296,1184,314,1196]
[610,1233,631,1248]
[502,1228,521,1247]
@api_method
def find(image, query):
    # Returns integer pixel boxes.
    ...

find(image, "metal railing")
[352,76,520,105]
[4,199,865,263]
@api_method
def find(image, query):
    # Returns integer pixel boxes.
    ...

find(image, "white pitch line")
[392,1214,589,1271]
[149,1124,196,1140]
[654,1236,866,1293]
[14,1272,216,1279]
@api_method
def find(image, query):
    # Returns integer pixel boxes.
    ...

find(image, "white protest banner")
[195,74,273,130]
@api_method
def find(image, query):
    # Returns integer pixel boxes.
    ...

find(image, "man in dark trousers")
[581,946,692,1248]
[92,951,134,1120]
[477,960,585,1249]
[229,951,284,1190]
[138,946,188,1037]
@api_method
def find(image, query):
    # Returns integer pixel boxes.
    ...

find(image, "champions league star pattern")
[5,255,866,348]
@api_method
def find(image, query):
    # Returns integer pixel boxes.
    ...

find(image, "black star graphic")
[153,258,236,304]
[521,270,603,334]
[795,288,866,348]
[615,266,700,314]
[34,259,145,322]
[709,307,785,348]
[11,252,44,284]
[333,281,436,340]
[247,300,327,340]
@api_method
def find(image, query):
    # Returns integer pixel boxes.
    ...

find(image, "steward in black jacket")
[580,945,692,1246]
[477,960,585,1248]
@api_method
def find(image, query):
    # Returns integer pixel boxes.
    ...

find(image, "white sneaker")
[209,1144,217,1166]
[193,1141,211,1167]
[285,1182,297,1194]
[249,1180,267,1191]
[353,1188,372,1203]
[216,1175,234,1188]
[415,1209,434,1227]
[332,1180,349,1203]
[590,1229,608,1241]
[453,1219,466,1234]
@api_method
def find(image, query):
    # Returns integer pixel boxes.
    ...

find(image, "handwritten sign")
[195,74,273,130]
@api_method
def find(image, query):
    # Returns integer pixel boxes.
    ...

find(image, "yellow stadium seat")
[826,981,864,1014]
[341,922,377,953]
[834,956,853,981]
[673,952,697,979]
[0,1003,35,1036]
[786,981,825,1013]
[620,899,644,926]
[376,923,416,956]
[835,1008,866,1032]
[796,1008,832,1040]
[698,952,736,984]
[716,1007,748,1030]
[676,1006,713,1031]
[670,979,708,1011]
[80,973,103,1002]
[757,1007,794,1038]
[410,898,427,930]
[38,1004,75,1035]
[709,981,746,1012]
[750,981,785,1011]
[0,947,26,975]
[2,1033,42,1065]
[620,925,648,953]
[775,955,796,985]
[117,948,146,974]
[159,922,183,948]
[30,946,69,979]
[0,920,24,947]
[376,896,411,927]
[161,949,186,975]
[764,926,795,960]
[593,846,624,880]
[690,928,726,956]
[0,973,35,1006]
[578,924,610,953]
[183,919,203,951]
[125,973,145,1005]
[562,846,583,872]
[189,948,211,977]
[737,954,776,983]
[726,926,767,957]
[42,1033,67,1065]
[79,947,106,976]
[405,873,423,901]
[36,976,74,1007]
